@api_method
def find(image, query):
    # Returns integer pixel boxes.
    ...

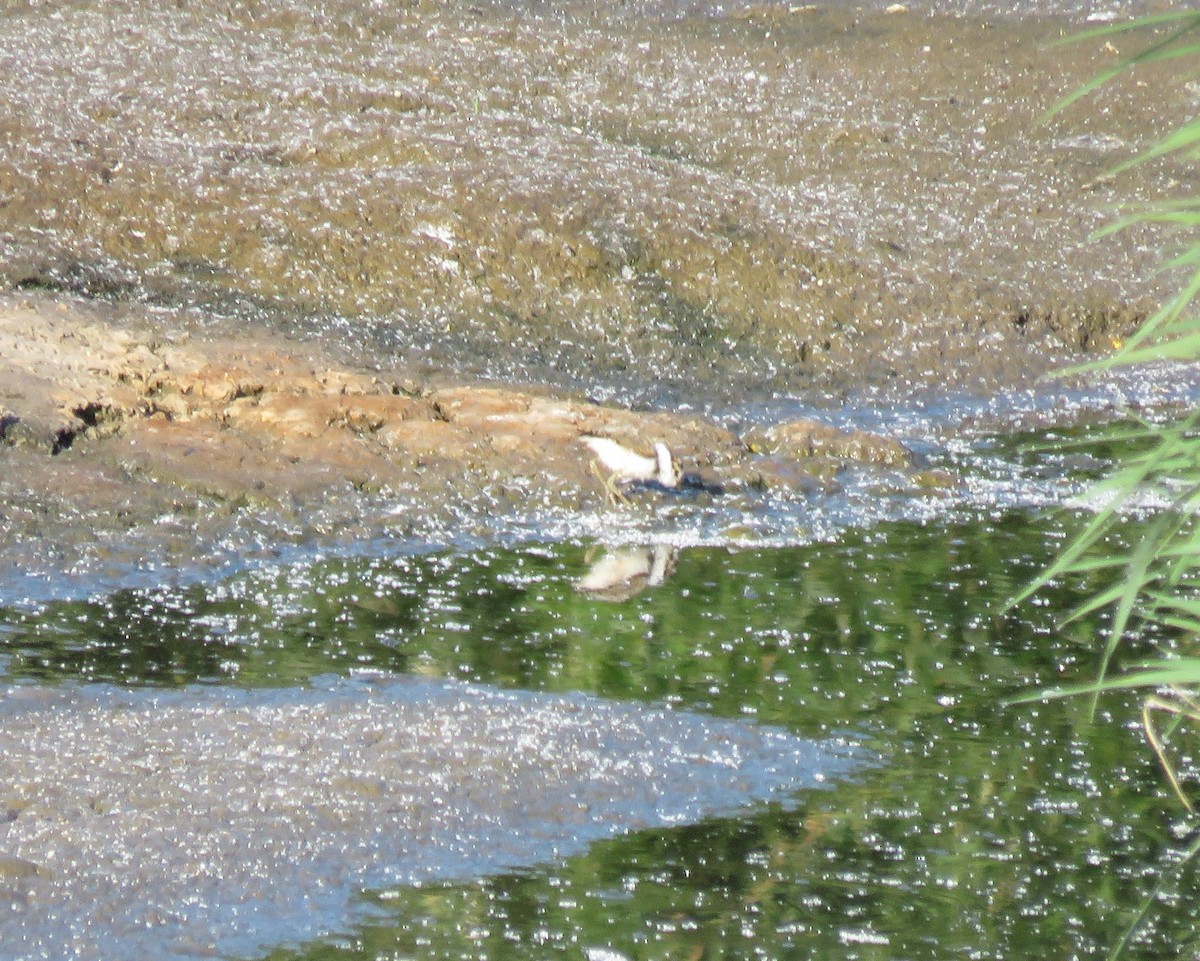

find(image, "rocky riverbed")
[0,0,1193,595]
[0,288,952,600]
[1,4,1198,959]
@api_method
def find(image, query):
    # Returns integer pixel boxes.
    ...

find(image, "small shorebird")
[580,434,681,503]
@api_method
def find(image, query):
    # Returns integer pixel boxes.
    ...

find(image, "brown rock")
[226,394,333,439]
[332,394,435,434]
[187,365,265,404]
[375,419,481,461]
[0,292,938,545]
[741,457,840,495]
[746,418,914,469]
[430,386,533,423]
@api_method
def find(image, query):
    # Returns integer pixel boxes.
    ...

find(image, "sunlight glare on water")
[1,512,1197,960]
[0,675,855,961]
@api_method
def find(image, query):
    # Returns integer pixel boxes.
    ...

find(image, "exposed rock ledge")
[0,293,946,585]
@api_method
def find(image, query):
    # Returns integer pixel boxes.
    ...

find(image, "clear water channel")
[1,394,1199,961]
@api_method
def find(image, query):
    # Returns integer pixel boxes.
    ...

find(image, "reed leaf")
[1048,16,1200,116]
[1011,658,1200,703]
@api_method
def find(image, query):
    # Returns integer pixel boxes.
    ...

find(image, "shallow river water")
[2,421,1199,959]
[2,0,1199,956]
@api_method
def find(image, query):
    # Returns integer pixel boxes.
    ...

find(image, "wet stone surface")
[0,290,955,600]
[0,675,854,961]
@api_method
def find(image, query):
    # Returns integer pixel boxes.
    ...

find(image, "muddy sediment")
[0,0,1191,587]
[0,0,1186,397]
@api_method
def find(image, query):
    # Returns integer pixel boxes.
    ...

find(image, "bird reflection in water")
[574,543,678,602]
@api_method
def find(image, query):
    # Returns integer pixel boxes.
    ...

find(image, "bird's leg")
[590,458,629,505]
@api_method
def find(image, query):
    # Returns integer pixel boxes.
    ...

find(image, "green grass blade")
[1106,829,1200,961]
[1010,658,1200,703]
[1050,10,1200,46]
[1048,19,1200,117]
[1111,111,1200,174]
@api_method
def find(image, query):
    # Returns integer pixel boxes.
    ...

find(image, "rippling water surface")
[2,493,1197,960]
[1,0,1197,954]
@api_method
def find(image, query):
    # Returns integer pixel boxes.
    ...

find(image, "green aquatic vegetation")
[5,521,1194,960]
[1013,12,1200,956]
[1025,6,1200,744]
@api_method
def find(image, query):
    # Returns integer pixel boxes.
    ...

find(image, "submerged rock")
[0,676,857,961]
[744,419,917,469]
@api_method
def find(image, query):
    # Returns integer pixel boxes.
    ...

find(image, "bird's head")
[653,442,681,487]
